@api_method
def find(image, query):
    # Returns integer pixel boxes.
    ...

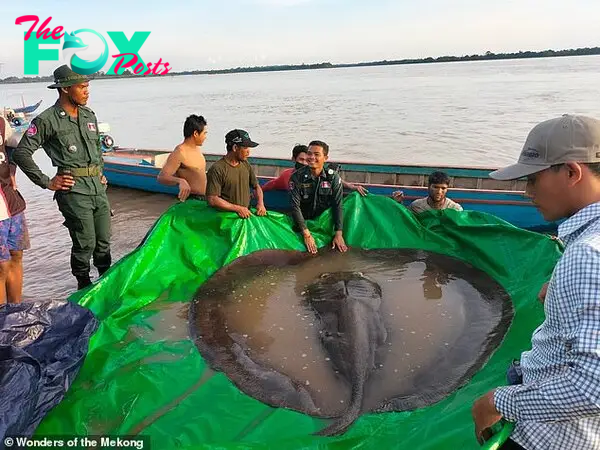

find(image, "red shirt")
[262,168,294,192]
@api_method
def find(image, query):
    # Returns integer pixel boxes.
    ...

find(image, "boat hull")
[102,148,556,232]
[13,100,43,115]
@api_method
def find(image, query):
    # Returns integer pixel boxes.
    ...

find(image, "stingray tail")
[313,384,363,437]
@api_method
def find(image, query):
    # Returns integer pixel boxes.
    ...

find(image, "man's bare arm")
[342,179,368,196]
[254,185,265,206]
[207,195,239,212]
[158,148,192,200]
[157,149,184,185]
[253,185,266,216]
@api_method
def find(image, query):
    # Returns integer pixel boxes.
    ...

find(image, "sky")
[1,0,600,78]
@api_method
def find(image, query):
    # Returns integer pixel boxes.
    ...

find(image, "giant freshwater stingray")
[189,248,513,437]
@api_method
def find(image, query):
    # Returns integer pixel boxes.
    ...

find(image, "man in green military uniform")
[12,65,111,290]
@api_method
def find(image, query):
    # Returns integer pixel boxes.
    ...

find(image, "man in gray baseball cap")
[489,114,600,222]
[490,114,600,181]
[473,114,600,450]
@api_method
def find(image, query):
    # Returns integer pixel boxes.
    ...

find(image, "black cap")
[225,129,259,148]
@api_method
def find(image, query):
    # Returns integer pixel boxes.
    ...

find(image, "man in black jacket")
[289,140,347,254]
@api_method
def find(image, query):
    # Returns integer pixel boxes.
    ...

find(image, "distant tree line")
[2,46,599,84]
[0,69,139,84]
[342,47,600,67]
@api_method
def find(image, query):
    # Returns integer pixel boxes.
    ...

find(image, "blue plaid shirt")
[494,201,600,449]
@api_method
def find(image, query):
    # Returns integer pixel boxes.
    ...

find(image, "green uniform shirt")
[289,165,344,232]
[206,158,258,208]
[12,101,105,195]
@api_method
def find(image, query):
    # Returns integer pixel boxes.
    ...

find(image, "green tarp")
[34,193,562,449]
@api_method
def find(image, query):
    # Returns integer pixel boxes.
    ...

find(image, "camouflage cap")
[47,64,90,89]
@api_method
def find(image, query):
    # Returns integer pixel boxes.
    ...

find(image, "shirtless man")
[158,114,208,201]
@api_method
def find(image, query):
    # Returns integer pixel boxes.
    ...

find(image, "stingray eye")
[320,273,331,279]
[355,271,364,277]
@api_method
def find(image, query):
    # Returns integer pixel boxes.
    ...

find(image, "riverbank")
[2,46,599,84]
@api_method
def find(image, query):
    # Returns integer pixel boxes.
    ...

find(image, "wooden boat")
[13,99,43,115]
[101,145,556,231]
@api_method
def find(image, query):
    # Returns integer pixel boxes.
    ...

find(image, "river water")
[1,55,599,298]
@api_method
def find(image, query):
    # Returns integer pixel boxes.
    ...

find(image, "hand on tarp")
[332,230,348,252]
[236,206,252,219]
[255,202,267,216]
[472,389,503,445]
[356,185,369,196]
[345,182,368,197]
[302,230,317,254]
